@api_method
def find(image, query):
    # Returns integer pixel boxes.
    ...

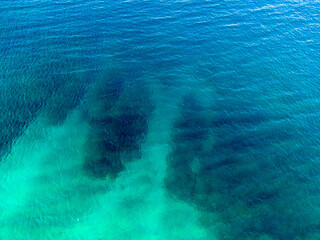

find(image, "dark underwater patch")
[0,70,84,159]
[166,92,320,240]
[165,94,210,200]
[113,110,149,151]
[0,82,44,158]
[83,69,154,179]
[0,54,100,161]
[82,69,126,178]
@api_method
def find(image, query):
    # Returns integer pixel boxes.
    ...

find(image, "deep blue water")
[1,1,320,239]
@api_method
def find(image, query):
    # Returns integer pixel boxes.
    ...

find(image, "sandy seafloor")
[0,86,197,239]
[0,71,214,239]
[2,0,320,239]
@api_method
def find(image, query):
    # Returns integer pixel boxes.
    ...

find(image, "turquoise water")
[1,1,320,239]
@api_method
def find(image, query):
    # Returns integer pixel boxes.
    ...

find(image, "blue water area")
[1,0,320,239]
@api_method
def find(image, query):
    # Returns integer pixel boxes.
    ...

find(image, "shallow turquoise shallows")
[1,1,320,239]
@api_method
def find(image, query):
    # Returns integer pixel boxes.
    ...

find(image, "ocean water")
[1,0,320,239]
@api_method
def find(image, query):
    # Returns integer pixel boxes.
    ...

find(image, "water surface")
[1,1,320,239]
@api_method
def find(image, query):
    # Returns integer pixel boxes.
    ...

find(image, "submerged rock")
[83,69,154,179]
[166,91,320,240]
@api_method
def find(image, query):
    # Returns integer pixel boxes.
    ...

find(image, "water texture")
[1,0,320,239]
